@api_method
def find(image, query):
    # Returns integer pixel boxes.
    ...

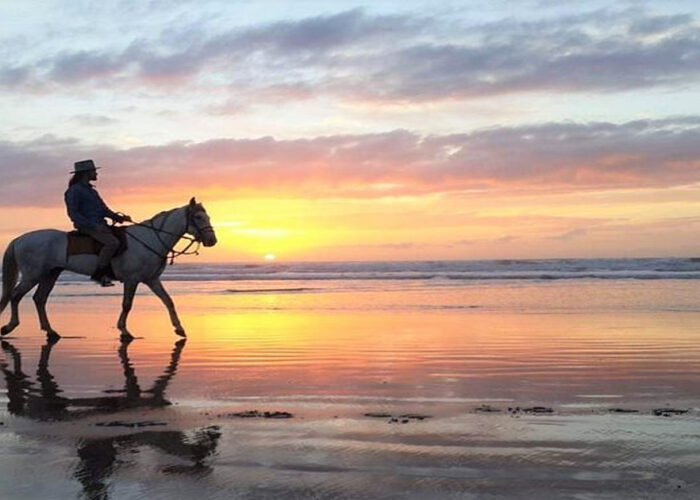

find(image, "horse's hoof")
[1,325,11,336]
[174,327,186,337]
[120,332,135,343]
[46,330,61,343]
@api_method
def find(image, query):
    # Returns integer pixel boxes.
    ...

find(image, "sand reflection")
[0,338,220,499]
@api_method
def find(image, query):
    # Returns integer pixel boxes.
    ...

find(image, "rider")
[64,159,132,287]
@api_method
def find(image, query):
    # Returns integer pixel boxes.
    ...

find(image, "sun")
[264,253,276,261]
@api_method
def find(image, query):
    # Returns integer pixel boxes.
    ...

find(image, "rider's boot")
[91,266,114,287]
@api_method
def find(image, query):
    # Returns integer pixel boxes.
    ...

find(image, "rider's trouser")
[80,225,120,270]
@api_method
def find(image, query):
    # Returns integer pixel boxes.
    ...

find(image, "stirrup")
[91,269,115,287]
[98,276,115,287]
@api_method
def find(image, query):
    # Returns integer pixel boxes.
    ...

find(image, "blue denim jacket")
[64,182,118,229]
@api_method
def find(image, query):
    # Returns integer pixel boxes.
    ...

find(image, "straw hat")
[71,159,100,174]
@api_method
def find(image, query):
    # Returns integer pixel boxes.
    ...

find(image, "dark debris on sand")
[95,420,167,428]
[606,408,690,417]
[364,412,431,424]
[475,405,502,413]
[470,405,556,415]
[221,410,293,419]
[509,406,554,415]
[608,408,639,414]
[364,412,393,418]
[652,408,688,417]
[472,405,692,417]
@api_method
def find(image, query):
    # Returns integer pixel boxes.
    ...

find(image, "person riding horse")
[2,191,216,339]
[64,159,132,287]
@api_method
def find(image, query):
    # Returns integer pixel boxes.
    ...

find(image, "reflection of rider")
[64,159,132,287]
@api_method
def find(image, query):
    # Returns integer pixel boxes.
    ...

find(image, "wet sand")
[2,279,700,498]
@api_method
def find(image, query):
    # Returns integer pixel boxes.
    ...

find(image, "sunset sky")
[2,0,700,261]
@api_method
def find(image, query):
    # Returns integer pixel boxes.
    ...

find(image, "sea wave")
[155,258,700,282]
[6,258,700,283]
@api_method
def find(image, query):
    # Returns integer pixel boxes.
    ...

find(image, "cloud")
[494,235,517,244]
[0,66,31,87]
[374,242,417,250]
[343,9,700,102]
[454,239,476,246]
[0,9,427,88]
[551,228,588,241]
[72,114,119,126]
[1,7,698,103]
[629,13,692,35]
[1,117,700,206]
[206,84,315,115]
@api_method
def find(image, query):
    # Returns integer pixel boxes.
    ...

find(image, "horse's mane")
[137,202,205,226]
[139,206,182,226]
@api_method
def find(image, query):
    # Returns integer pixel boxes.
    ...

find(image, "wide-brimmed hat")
[71,159,100,174]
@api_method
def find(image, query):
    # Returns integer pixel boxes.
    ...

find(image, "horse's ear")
[189,197,196,206]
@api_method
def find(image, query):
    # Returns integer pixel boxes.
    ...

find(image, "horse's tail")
[0,240,18,315]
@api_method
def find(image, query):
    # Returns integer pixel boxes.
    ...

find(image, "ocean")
[40,257,700,284]
[44,258,700,314]
[133,258,700,281]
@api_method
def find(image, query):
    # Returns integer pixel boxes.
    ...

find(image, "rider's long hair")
[68,171,91,187]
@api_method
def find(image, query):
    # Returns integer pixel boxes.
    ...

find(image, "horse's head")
[186,197,217,247]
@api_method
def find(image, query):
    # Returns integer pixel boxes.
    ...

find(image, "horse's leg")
[117,281,138,340]
[33,268,62,339]
[145,279,186,337]
[1,278,38,336]
[0,340,23,374]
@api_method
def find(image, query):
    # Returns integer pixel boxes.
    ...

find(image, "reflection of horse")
[0,198,217,340]
[0,338,221,499]
[0,337,185,420]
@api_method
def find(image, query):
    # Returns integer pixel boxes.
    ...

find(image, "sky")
[1,0,700,261]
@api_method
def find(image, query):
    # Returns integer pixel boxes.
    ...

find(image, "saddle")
[66,226,129,257]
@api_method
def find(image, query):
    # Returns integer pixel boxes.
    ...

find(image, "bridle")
[186,204,216,243]
[124,205,214,265]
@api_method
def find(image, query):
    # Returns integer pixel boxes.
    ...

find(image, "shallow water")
[1,278,700,498]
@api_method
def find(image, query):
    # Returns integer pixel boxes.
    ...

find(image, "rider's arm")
[101,200,131,223]
[109,212,132,223]
[95,191,123,222]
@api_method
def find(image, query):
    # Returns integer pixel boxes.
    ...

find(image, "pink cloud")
[1,118,700,207]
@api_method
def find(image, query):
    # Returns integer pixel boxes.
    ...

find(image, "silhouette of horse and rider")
[0,337,221,499]
[0,159,218,341]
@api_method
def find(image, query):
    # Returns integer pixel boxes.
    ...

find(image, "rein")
[123,208,207,265]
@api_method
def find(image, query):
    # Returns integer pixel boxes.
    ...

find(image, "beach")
[2,260,700,498]
[4,0,700,497]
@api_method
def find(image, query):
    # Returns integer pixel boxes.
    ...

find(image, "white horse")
[0,197,216,340]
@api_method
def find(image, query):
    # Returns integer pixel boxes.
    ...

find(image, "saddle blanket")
[66,227,128,257]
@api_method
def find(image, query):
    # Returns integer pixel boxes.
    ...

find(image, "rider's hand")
[123,214,133,223]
